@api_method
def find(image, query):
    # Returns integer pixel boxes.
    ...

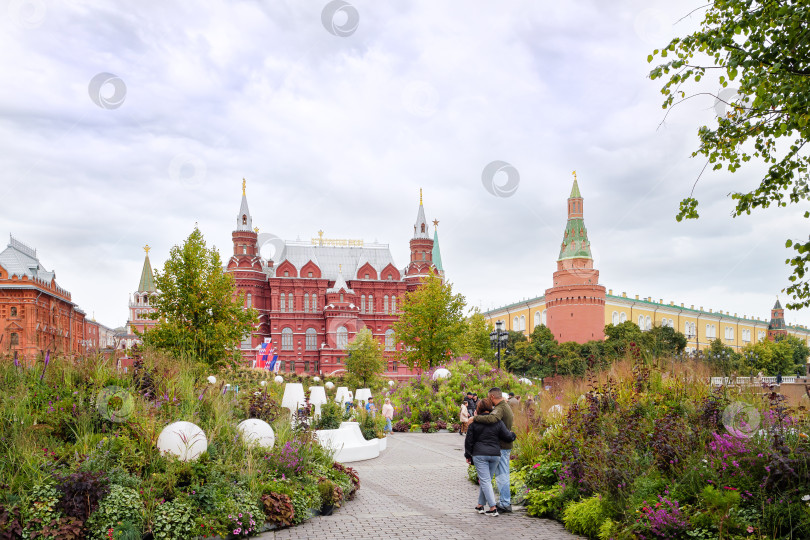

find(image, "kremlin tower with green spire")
[544,172,606,343]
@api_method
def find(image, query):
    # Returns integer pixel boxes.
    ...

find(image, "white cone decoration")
[207,375,217,384]
[274,375,284,384]
[388,380,395,387]
[281,383,306,414]
[309,386,327,417]
[518,377,533,385]
[355,388,372,405]
[432,368,451,380]
[325,381,335,390]
[260,380,267,387]
[237,419,275,448]
[157,421,207,462]
[335,386,350,404]
[313,376,321,383]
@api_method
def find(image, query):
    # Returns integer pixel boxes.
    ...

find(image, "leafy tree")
[644,325,688,359]
[743,336,805,376]
[604,321,645,357]
[556,342,587,376]
[142,229,257,367]
[393,274,467,371]
[456,311,495,362]
[781,334,810,375]
[648,2,810,308]
[705,339,743,377]
[345,328,385,387]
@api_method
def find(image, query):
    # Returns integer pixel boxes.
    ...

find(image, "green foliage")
[648,1,810,308]
[86,485,143,540]
[312,401,342,430]
[142,228,258,367]
[346,328,385,387]
[456,311,495,362]
[704,339,743,377]
[392,274,467,371]
[525,461,561,490]
[741,336,802,376]
[152,498,195,540]
[562,495,608,537]
[526,486,564,518]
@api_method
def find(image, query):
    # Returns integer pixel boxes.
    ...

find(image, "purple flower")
[39,350,50,382]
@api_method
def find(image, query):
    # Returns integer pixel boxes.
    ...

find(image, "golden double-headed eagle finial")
[572,170,577,182]
[143,244,151,254]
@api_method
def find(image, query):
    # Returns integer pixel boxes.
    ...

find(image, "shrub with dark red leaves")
[54,471,109,522]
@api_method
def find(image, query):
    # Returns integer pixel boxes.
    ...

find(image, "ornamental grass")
[510,355,810,539]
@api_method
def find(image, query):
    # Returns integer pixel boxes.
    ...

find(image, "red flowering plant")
[633,494,690,539]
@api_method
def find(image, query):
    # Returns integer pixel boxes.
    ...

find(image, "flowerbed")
[384,357,537,430]
[0,352,360,539]
[506,358,810,539]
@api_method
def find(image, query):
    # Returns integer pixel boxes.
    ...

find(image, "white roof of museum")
[275,243,397,281]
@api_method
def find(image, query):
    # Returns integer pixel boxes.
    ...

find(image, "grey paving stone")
[261,432,584,539]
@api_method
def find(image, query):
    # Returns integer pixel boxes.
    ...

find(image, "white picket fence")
[709,376,797,387]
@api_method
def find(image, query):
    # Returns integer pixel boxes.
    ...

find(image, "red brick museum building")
[227,182,444,379]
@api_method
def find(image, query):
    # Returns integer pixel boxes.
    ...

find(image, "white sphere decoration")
[237,419,275,448]
[388,380,395,387]
[259,380,267,387]
[325,381,335,390]
[274,375,284,384]
[207,375,217,384]
[157,421,208,462]
[432,368,451,381]
[313,376,321,383]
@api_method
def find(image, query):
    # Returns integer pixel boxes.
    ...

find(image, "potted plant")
[317,479,343,516]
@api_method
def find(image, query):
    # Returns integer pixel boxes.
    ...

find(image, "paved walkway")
[265,432,582,539]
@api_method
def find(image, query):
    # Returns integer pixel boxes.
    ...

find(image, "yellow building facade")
[483,291,810,353]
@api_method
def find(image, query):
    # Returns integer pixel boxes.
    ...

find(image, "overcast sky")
[2,0,807,329]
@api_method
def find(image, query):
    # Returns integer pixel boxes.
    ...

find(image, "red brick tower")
[767,298,787,341]
[544,173,606,343]
[226,179,266,351]
[404,189,437,292]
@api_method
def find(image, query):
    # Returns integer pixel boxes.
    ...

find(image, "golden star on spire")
[432,219,439,228]
[242,178,246,196]
[143,244,151,254]
[254,227,259,233]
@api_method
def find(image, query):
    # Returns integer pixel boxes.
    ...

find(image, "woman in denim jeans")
[463,399,516,516]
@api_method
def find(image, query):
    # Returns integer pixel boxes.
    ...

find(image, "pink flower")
[747,526,754,533]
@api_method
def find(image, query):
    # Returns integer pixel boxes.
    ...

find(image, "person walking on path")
[366,397,377,416]
[459,399,471,435]
[467,387,514,513]
[381,398,394,432]
[464,398,516,517]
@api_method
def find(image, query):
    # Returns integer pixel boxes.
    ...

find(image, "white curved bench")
[315,421,380,463]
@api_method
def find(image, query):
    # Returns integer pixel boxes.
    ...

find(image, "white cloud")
[0,0,807,329]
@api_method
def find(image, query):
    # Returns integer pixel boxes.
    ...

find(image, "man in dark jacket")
[468,387,514,513]
[464,399,516,516]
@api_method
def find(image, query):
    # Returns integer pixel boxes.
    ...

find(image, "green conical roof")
[138,254,156,293]
[774,298,782,310]
[570,179,581,198]
[432,229,444,272]
[558,218,592,260]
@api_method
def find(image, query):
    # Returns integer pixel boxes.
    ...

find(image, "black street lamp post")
[489,320,509,370]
